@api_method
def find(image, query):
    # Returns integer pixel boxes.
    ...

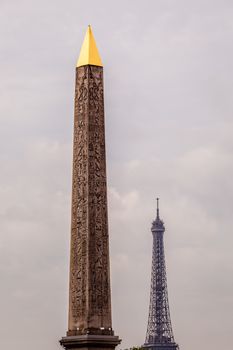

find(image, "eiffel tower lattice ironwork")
[143,199,179,350]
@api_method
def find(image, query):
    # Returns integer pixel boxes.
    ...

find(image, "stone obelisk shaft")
[60,26,120,350]
[68,64,112,334]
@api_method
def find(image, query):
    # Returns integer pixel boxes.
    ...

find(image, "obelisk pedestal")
[60,26,120,350]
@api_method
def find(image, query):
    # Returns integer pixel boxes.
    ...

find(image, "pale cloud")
[0,1,233,350]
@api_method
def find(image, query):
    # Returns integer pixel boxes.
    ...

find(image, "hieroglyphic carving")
[68,65,112,336]
[69,66,89,330]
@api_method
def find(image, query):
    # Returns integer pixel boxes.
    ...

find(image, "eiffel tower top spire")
[156,198,160,219]
[152,198,165,233]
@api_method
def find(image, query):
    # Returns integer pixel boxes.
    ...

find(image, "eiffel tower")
[143,199,179,350]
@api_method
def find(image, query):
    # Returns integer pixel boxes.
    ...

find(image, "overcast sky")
[1,1,233,349]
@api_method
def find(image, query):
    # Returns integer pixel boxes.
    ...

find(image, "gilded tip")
[76,26,103,68]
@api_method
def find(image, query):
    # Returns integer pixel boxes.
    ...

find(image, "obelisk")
[60,26,120,350]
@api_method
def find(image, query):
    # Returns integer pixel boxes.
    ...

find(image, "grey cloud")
[0,1,233,350]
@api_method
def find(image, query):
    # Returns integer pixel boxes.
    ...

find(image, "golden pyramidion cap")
[77,25,103,67]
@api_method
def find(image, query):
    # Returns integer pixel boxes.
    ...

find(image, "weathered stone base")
[60,334,121,350]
